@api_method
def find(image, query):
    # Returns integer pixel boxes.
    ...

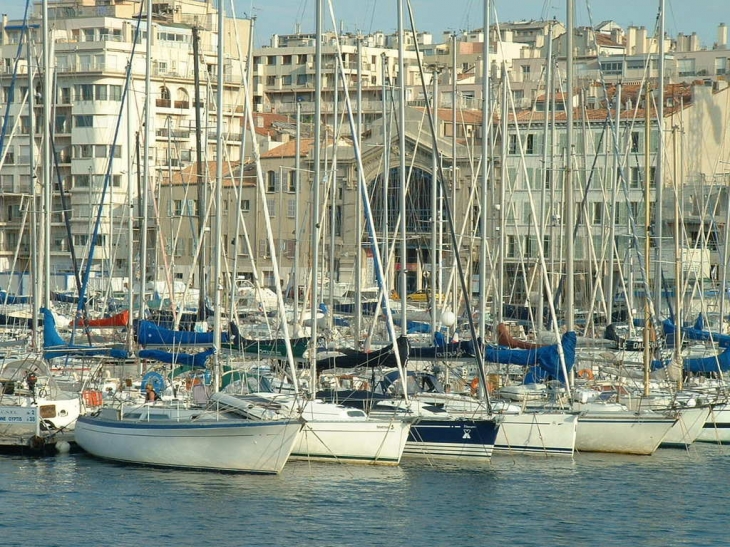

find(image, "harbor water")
[2,444,727,546]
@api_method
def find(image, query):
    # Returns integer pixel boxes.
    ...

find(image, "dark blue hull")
[405,418,500,460]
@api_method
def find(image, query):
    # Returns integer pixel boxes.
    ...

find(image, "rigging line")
[0,0,31,161]
[69,8,145,345]
[325,0,408,389]
[405,0,496,408]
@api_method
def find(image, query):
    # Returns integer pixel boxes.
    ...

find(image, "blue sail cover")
[662,315,730,349]
[138,347,215,368]
[652,347,730,374]
[0,289,30,304]
[41,307,129,360]
[484,331,577,383]
[136,320,229,347]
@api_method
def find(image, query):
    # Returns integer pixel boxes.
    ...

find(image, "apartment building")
[0,0,251,292]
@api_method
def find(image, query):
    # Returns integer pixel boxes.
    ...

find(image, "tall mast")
[192,25,207,324]
[565,0,575,334]
[293,98,301,331]
[355,34,363,346]
[537,21,553,336]
[450,31,457,336]
[212,0,225,391]
[41,0,51,310]
[431,65,440,332]
[140,0,152,322]
[654,0,665,312]
[479,1,490,342]
[28,29,39,346]
[398,0,407,332]
[309,0,323,382]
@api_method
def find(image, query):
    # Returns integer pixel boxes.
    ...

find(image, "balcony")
[156,128,191,140]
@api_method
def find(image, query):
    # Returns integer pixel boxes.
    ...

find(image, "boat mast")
[450,31,457,336]
[192,25,207,325]
[537,21,553,337]
[431,64,440,333]
[293,98,301,331]
[28,28,39,347]
[309,0,323,387]
[139,0,152,326]
[398,0,408,333]
[643,84,652,396]
[41,0,51,311]
[355,34,363,346]
[478,1,490,342]
[328,57,339,330]
[565,0,575,335]
[211,0,225,391]
[654,0,665,312]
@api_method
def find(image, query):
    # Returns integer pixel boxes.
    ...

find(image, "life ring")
[577,369,594,381]
[470,377,480,396]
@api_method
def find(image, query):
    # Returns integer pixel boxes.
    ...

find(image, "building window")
[525,134,535,154]
[508,134,517,155]
[630,167,641,188]
[95,84,107,100]
[76,84,93,101]
[631,132,640,153]
[110,85,122,101]
[267,170,277,192]
[288,170,296,192]
[74,115,93,128]
[242,199,250,212]
[287,199,296,218]
[267,198,276,217]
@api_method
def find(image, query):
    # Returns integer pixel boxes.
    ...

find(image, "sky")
[3,1,727,49]
[241,0,728,47]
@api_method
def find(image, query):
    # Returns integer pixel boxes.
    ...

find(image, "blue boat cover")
[651,346,730,374]
[484,331,577,383]
[138,347,215,368]
[136,320,229,346]
[0,289,30,304]
[41,307,129,360]
[663,315,730,349]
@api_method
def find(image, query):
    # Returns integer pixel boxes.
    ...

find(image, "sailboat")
[559,0,675,455]
[74,3,303,474]
[210,0,412,467]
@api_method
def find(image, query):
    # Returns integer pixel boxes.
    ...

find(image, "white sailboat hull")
[660,406,712,448]
[575,411,677,455]
[291,419,410,465]
[495,412,578,456]
[75,414,301,473]
[212,392,410,465]
[696,403,730,444]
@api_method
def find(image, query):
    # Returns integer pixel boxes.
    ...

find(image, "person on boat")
[145,384,159,403]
